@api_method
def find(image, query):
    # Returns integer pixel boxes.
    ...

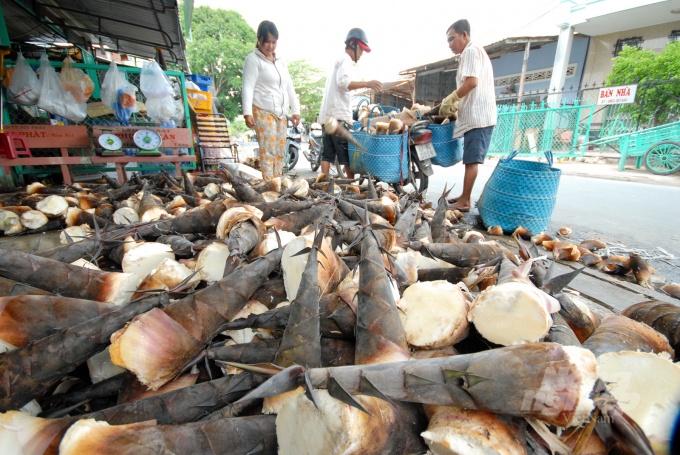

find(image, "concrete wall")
[580,20,680,85]
[492,37,590,96]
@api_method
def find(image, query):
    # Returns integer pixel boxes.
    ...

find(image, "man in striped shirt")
[442,19,497,212]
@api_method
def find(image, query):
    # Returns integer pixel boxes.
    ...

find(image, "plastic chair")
[0,133,32,159]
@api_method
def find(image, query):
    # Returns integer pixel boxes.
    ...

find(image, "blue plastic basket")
[187,74,213,86]
[429,121,463,167]
[349,119,408,183]
[477,150,561,233]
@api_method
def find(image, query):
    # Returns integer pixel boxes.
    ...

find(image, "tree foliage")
[287,59,326,121]
[606,42,680,126]
[229,117,250,137]
[179,3,256,120]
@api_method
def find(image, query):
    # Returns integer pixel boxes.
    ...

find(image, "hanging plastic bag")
[7,53,41,106]
[37,54,87,123]
[61,56,94,103]
[140,60,173,100]
[172,99,185,127]
[146,95,176,123]
[101,61,139,122]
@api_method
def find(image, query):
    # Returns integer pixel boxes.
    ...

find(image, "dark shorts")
[321,122,350,166]
[463,126,494,164]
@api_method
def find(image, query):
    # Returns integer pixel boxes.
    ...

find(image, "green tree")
[179,4,256,120]
[287,59,326,121]
[605,41,680,126]
[229,117,250,137]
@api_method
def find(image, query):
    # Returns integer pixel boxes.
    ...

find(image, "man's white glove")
[440,90,461,117]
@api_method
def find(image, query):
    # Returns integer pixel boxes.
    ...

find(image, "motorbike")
[305,122,323,172]
[285,119,301,171]
[392,120,435,195]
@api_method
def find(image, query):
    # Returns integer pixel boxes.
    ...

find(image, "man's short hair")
[447,19,470,36]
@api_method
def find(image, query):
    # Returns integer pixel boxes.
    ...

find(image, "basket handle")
[365,105,383,131]
[506,149,554,167]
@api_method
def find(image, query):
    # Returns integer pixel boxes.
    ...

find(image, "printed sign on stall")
[597,84,638,105]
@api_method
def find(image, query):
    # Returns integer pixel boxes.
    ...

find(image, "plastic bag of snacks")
[140,60,173,99]
[7,53,41,106]
[60,56,94,103]
[101,61,139,121]
[37,54,87,123]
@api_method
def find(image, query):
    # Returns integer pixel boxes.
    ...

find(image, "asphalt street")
[291,149,680,283]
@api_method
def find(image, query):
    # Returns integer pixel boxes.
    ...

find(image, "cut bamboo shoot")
[597,351,680,449]
[122,242,175,281]
[87,346,126,384]
[281,235,348,300]
[276,389,427,455]
[19,210,48,230]
[195,242,231,282]
[36,195,69,217]
[112,207,139,225]
[421,405,526,455]
[132,258,194,300]
[60,225,93,244]
[250,230,296,259]
[469,282,559,346]
[397,281,469,349]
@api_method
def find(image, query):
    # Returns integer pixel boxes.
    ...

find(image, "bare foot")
[447,201,471,212]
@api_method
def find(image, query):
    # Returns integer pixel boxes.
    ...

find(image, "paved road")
[292,150,680,283]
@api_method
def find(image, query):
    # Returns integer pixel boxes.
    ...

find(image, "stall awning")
[399,36,560,75]
[1,0,186,68]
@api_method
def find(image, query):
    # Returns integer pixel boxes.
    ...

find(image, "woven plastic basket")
[429,121,463,167]
[349,120,408,183]
[477,150,561,233]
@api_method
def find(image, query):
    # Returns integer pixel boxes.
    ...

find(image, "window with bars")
[670,30,680,42]
[613,37,643,56]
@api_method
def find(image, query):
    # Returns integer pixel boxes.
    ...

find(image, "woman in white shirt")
[242,21,300,180]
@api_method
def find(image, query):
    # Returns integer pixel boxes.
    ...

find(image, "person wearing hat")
[317,28,383,178]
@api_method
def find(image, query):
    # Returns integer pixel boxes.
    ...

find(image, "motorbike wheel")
[393,154,429,196]
[310,150,320,172]
[288,145,299,170]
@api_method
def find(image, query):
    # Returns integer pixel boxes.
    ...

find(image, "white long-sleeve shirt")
[318,53,353,124]
[242,48,300,118]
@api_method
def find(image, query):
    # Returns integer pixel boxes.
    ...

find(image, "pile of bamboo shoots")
[0,170,675,455]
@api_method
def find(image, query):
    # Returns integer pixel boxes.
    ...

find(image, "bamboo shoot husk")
[0,295,116,348]
[59,415,278,455]
[240,343,598,428]
[110,249,283,390]
[583,314,674,359]
[0,248,140,306]
[621,300,680,353]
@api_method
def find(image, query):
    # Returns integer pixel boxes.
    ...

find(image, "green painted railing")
[488,99,595,158]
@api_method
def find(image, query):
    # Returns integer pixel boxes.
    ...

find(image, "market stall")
[0,0,197,185]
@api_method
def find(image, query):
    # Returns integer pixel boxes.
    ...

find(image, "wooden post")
[517,40,531,107]
[60,148,73,185]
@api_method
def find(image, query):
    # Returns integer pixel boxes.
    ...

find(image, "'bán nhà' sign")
[597,84,638,105]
